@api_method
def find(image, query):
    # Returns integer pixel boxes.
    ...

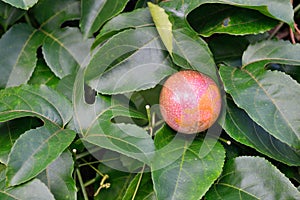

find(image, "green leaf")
[0,85,72,125]
[0,23,44,88]
[93,8,154,48]
[80,0,130,38]
[0,117,42,165]
[220,40,300,149]
[86,27,175,94]
[1,167,55,199]
[161,0,294,27]
[224,99,300,166]
[149,3,218,83]
[28,58,60,87]
[205,156,300,199]
[32,0,80,31]
[221,65,300,149]
[42,27,93,78]
[6,123,75,186]
[151,125,225,200]
[0,1,25,31]
[188,4,278,37]
[0,178,55,200]
[122,172,156,200]
[1,0,38,10]
[74,68,154,165]
[242,40,300,66]
[38,151,76,200]
[0,85,75,185]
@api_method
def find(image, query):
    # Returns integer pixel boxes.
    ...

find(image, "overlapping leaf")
[0,117,41,165]
[161,0,294,27]
[151,125,225,200]
[148,3,218,83]
[85,27,175,94]
[93,8,154,48]
[42,27,93,78]
[74,68,155,165]
[220,40,300,149]
[38,151,76,200]
[188,4,278,36]
[0,85,75,186]
[0,1,25,31]
[0,24,44,88]
[32,0,80,31]
[206,156,300,199]
[1,0,38,10]
[224,99,300,166]
[1,166,55,199]
[80,0,130,38]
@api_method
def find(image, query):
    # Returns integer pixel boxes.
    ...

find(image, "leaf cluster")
[0,0,300,199]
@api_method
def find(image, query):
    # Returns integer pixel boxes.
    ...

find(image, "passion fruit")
[159,70,221,134]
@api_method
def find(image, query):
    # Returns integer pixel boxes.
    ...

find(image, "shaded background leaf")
[206,156,300,199]
[28,58,60,87]
[161,0,294,27]
[0,117,42,165]
[0,1,25,31]
[188,4,278,36]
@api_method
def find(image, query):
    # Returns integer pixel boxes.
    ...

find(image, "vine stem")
[76,168,89,200]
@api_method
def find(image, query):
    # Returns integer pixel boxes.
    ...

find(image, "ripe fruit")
[159,70,221,134]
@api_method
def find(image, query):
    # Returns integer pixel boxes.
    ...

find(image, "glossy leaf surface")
[152,125,225,200]
[38,151,76,200]
[224,99,300,166]
[206,156,300,199]
[80,0,129,38]
[86,27,175,94]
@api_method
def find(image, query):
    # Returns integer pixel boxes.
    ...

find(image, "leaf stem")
[80,158,104,177]
[76,168,89,200]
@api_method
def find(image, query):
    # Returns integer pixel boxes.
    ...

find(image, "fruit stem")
[218,137,231,145]
[145,105,154,136]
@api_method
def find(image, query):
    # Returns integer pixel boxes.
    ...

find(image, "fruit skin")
[159,70,221,134]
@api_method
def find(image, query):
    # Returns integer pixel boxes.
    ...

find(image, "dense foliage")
[0,0,300,199]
